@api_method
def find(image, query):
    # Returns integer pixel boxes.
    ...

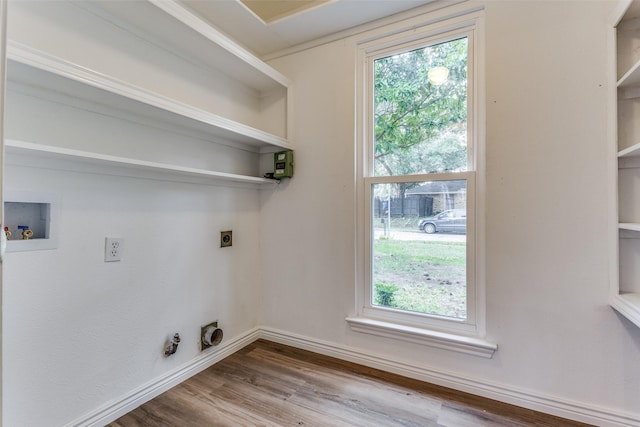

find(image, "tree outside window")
[369,36,471,320]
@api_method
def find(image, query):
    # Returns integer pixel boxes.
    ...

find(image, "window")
[350,12,493,355]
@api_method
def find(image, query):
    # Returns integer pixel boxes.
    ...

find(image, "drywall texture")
[261,0,640,423]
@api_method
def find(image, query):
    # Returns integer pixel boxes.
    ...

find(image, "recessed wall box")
[273,150,293,179]
[220,230,232,247]
[3,191,58,252]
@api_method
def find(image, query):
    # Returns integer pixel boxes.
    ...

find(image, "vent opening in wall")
[4,192,58,252]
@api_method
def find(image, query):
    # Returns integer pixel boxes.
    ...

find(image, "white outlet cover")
[104,237,123,262]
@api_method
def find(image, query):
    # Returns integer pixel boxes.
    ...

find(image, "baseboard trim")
[68,326,640,427]
[258,327,640,427]
[68,327,261,427]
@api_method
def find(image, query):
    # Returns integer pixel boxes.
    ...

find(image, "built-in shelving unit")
[611,0,640,327]
[4,0,293,186]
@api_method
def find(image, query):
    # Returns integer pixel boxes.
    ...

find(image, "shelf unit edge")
[611,0,634,26]
[611,293,640,327]
[618,142,640,157]
[619,222,640,231]
[617,57,640,88]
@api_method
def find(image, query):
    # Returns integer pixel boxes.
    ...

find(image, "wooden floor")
[109,339,591,427]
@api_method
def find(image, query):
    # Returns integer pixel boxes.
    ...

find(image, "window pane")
[372,180,466,319]
[373,38,468,176]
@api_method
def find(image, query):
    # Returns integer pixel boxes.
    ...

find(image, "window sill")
[345,317,497,358]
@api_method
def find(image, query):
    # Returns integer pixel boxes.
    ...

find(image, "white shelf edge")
[6,41,294,152]
[618,56,640,88]
[619,222,640,231]
[611,293,640,328]
[5,140,279,186]
[618,142,640,157]
[150,0,291,89]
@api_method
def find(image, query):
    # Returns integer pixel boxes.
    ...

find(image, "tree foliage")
[374,37,468,177]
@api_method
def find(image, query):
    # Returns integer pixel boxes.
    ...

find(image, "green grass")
[374,239,465,268]
[373,238,466,318]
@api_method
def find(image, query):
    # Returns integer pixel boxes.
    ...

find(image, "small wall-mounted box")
[273,151,293,179]
[4,191,58,252]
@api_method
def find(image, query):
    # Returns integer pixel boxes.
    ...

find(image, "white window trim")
[350,9,496,357]
[345,317,496,359]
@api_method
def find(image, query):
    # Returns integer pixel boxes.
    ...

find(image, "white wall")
[261,0,640,423]
[4,166,262,426]
[2,2,266,426]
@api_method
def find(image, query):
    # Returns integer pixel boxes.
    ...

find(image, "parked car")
[418,209,466,234]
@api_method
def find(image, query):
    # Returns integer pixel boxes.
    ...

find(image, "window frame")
[350,11,492,352]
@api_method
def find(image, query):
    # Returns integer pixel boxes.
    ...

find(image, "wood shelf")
[5,140,279,186]
[6,43,293,153]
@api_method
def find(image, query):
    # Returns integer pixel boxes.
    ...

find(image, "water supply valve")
[164,333,181,357]
[18,226,33,240]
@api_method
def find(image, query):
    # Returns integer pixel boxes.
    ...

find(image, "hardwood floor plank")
[245,347,441,426]
[108,339,593,427]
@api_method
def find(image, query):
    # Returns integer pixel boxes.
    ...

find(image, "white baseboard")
[258,327,640,427]
[68,326,640,427]
[67,327,261,427]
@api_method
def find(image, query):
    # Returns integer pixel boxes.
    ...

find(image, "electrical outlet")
[104,237,123,262]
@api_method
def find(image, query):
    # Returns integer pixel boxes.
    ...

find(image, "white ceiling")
[238,0,333,24]
[180,0,439,58]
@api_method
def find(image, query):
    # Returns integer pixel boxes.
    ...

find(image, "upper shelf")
[78,0,291,93]
[6,42,293,152]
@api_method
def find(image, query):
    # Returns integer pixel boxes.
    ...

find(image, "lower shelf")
[5,140,279,186]
[611,293,640,328]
